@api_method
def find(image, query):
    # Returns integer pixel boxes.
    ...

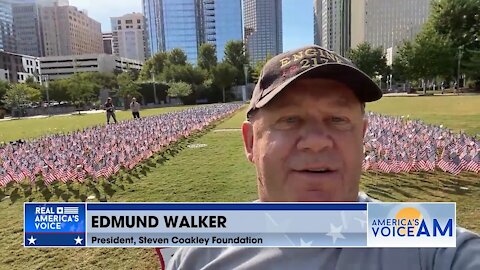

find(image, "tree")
[167,81,192,98]
[162,64,206,85]
[347,42,387,78]
[224,40,249,85]
[430,0,480,50]
[66,74,99,111]
[213,62,237,103]
[0,80,10,107]
[252,53,273,83]
[168,48,188,65]
[138,52,169,81]
[1,83,41,115]
[117,72,141,108]
[198,43,217,72]
[47,79,70,102]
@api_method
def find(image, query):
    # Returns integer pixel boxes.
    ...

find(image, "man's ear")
[362,118,368,137]
[242,121,254,163]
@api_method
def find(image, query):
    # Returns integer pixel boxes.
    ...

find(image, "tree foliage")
[167,81,192,98]
[117,72,141,100]
[213,62,237,102]
[1,83,41,110]
[198,43,218,72]
[224,40,249,85]
[347,42,387,78]
[0,80,10,107]
[65,73,99,107]
[168,48,188,65]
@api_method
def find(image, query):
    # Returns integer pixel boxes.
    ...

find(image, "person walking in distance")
[130,97,141,119]
[104,97,117,124]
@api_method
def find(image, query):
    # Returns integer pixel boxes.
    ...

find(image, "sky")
[68,0,314,52]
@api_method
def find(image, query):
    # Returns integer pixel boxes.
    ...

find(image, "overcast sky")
[67,0,313,52]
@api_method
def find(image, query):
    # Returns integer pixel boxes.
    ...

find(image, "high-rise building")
[314,0,351,56]
[143,0,242,63]
[12,2,44,56]
[143,0,202,63]
[111,13,147,61]
[40,3,103,56]
[0,0,17,52]
[243,0,282,64]
[351,0,430,54]
[203,0,243,60]
[103,32,113,54]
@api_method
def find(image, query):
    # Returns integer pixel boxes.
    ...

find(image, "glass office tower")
[143,0,242,63]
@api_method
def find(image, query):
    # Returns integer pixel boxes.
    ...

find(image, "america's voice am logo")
[367,203,456,247]
[24,203,86,247]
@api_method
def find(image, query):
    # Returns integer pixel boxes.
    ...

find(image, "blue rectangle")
[86,203,367,211]
[24,203,86,234]
[25,233,86,247]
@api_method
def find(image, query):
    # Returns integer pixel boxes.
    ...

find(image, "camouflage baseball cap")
[247,45,382,118]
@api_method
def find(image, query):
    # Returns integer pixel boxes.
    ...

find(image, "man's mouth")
[294,167,336,174]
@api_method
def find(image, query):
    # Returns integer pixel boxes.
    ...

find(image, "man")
[104,97,117,124]
[130,97,141,119]
[167,45,480,269]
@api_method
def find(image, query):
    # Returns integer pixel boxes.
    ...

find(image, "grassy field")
[0,96,479,269]
[0,105,193,142]
[367,95,480,135]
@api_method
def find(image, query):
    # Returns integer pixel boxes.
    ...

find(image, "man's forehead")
[266,78,359,109]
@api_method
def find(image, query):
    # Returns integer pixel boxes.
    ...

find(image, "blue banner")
[24,202,455,248]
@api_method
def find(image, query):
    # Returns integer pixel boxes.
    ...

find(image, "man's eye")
[331,116,348,124]
[282,116,300,123]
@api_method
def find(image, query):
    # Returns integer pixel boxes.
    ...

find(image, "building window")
[126,19,133,24]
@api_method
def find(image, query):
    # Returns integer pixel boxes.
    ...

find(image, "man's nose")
[296,123,334,153]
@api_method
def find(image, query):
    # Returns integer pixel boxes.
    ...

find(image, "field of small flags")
[0,96,479,270]
[1,105,478,194]
[362,113,480,175]
[0,104,243,196]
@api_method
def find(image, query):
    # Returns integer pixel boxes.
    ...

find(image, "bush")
[0,109,5,119]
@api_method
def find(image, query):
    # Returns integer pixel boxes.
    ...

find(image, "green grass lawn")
[0,105,193,142]
[0,96,479,269]
[367,95,480,135]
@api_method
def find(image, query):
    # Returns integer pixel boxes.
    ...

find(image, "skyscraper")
[203,0,242,60]
[314,0,351,56]
[243,0,282,64]
[111,13,148,61]
[12,1,44,56]
[40,3,103,56]
[143,0,242,62]
[351,0,430,53]
[143,0,202,63]
[103,33,113,55]
[0,0,17,52]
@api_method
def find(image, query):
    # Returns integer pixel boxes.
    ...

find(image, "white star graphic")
[326,224,345,244]
[300,238,313,247]
[27,235,37,245]
[74,236,83,245]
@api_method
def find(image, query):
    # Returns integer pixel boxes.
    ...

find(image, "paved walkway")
[0,109,104,122]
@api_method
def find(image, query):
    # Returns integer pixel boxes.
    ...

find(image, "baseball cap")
[247,45,383,118]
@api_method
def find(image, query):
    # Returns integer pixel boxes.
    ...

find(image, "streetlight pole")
[243,64,248,102]
[457,46,463,92]
[44,75,50,115]
[151,70,158,105]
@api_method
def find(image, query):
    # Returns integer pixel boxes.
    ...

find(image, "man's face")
[242,79,368,202]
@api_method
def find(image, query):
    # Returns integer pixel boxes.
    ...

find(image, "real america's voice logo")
[367,203,456,247]
[24,203,86,247]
